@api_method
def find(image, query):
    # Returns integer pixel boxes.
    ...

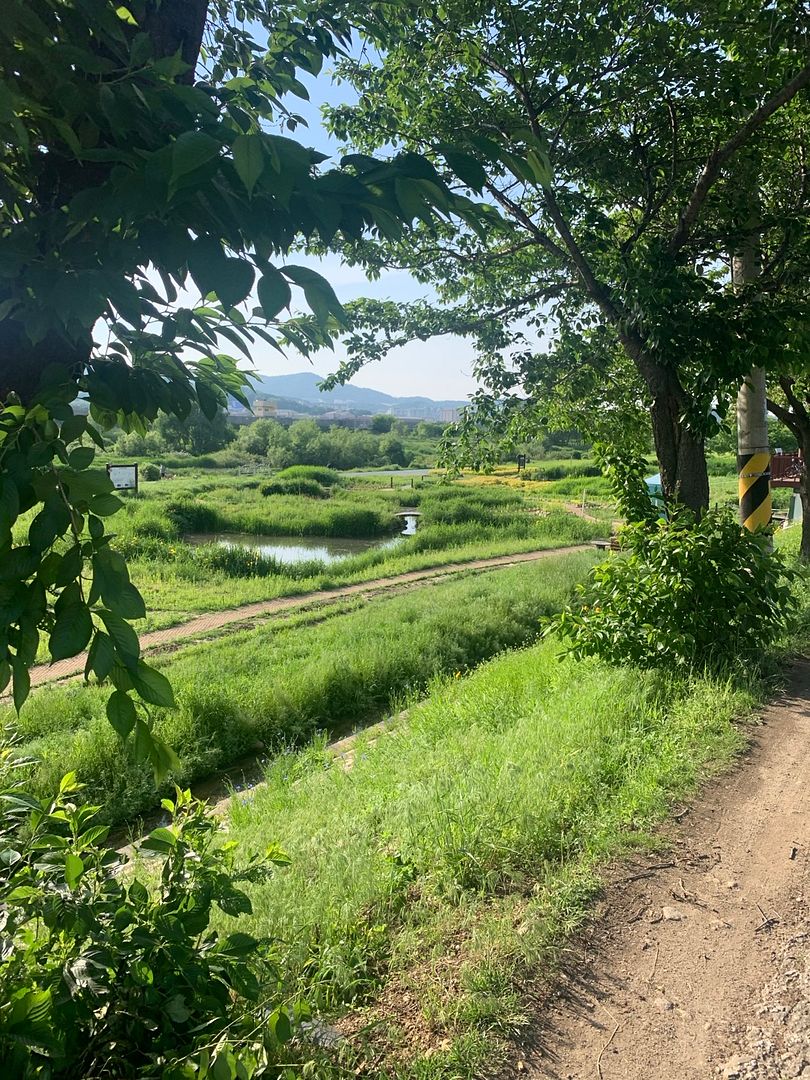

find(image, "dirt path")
[27,545,591,690]
[524,660,810,1080]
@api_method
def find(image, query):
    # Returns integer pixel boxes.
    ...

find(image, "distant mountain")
[247,372,466,418]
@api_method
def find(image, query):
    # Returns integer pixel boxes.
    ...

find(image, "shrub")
[139,462,161,481]
[551,510,795,672]
[164,500,223,533]
[532,463,601,481]
[0,746,296,1078]
[261,478,329,498]
[274,466,340,486]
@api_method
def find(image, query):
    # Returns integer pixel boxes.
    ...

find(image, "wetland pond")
[187,514,419,566]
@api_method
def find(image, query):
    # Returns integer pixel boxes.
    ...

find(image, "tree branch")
[668,61,810,257]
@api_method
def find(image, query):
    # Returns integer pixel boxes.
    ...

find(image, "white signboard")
[107,464,138,491]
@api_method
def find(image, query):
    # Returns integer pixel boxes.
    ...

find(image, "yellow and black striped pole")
[738,450,771,530]
[737,367,771,533]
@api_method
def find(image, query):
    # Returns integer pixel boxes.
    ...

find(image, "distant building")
[253,399,277,418]
[440,408,459,423]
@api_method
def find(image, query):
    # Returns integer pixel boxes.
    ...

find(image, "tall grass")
[224,641,751,1072]
[12,553,596,824]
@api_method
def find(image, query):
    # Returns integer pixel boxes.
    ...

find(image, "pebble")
[662,905,686,921]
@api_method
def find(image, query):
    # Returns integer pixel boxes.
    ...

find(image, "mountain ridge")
[248,371,466,415]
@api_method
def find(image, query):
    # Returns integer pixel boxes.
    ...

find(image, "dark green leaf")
[129,661,175,708]
[257,267,292,319]
[106,689,137,737]
[50,603,93,661]
[232,133,265,196]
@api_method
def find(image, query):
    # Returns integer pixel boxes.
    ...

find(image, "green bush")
[274,466,341,486]
[552,510,795,672]
[139,462,162,482]
[532,463,601,481]
[261,478,329,498]
[0,745,295,1079]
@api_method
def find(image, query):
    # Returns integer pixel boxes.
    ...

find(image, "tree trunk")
[636,354,710,514]
[799,469,810,562]
[732,175,770,532]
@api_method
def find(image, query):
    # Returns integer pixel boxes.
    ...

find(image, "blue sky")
[247,60,480,401]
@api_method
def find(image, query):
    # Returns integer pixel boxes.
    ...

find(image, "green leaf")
[394,177,433,226]
[141,826,177,853]
[97,609,140,660]
[50,603,93,661]
[64,852,84,890]
[131,960,154,986]
[68,446,95,470]
[527,148,552,187]
[128,878,148,905]
[129,660,175,708]
[89,493,124,517]
[215,258,255,309]
[232,134,265,196]
[29,498,71,552]
[269,1008,292,1044]
[115,5,138,25]
[219,932,259,957]
[442,149,488,191]
[106,690,137,737]
[257,267,292,319]
[283,265,346,327]
[171,131,221,184]
[86,630,116,681]
[11,659,30,713]
[211,1050,237,1080]
[165,993,191,1025]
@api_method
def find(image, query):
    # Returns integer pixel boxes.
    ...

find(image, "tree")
[156,404,234,455]
[380,433,407,465]
[0,0,480,766]
[315,0,810,511]
[370,413,395,432]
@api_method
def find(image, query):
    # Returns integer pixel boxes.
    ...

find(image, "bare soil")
[522,661,810,1080]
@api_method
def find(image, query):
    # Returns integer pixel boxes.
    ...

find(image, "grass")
[222,638,755,1077]
[12,551,597,824]
[98,473,606,627]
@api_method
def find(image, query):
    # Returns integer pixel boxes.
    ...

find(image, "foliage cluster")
[553,512,795,671]
[260,478,329,499]
[233,418,412,470]
[8,553,596,825]
[0,744,292,1079]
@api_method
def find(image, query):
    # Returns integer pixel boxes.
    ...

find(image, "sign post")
[517,454,527,473]
[107,463,139,493]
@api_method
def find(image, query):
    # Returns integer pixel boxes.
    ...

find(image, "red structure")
[770,451,803,488]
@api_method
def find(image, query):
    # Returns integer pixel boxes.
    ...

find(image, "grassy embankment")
[98,471,606,627]
[220,638,755,1077]
[10,552,597,824]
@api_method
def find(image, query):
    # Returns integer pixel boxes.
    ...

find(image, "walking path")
[524,660,810,1080]
[27,544,591,690]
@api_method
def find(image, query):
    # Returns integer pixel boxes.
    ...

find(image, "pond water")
[186,515,419,566]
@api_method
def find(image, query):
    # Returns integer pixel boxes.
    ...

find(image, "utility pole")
[734,181,771,533]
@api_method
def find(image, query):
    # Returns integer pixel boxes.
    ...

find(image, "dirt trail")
[26,545,591,690]
[525,661,810,1080]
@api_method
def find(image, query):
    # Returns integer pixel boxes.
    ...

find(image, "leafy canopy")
[0,0,481,767]
[311,0,810,502]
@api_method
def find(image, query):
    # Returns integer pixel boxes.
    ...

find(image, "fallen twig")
[596,1014,620,1079]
